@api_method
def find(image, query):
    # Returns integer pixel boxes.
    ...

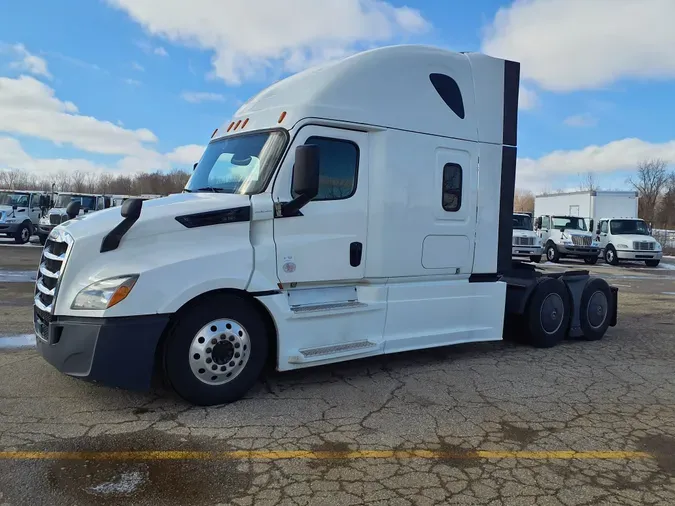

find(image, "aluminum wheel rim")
[539,293,564,335]
[189,319,251,386]
[606,249,614,263]
[587,290,608,329]
[21,227,30,242]
[547,247,555,261]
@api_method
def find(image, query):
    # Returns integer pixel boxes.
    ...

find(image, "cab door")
[28,193,41,224]
[598,220,609,248]
[272,126,368,284]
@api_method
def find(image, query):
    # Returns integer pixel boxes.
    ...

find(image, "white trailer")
[33,45,619,406]
[534,190,639,231]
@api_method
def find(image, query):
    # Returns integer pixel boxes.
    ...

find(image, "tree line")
[0,168,191,196]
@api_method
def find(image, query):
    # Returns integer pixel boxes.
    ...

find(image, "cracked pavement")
[0,246,674,505]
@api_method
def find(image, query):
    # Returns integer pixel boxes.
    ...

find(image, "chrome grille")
[34,230,72,341]
[633,241,655,251]
[571,235,592,247]
[513,236,535,246]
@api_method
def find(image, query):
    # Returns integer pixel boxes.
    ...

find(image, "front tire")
[546,243,560,263]
[604,246,619,265]
[14,223,31,244]
[530,255,542,264]
[645,259,660,267]
[163,294,269,406]
[525,278,571,348]
[38,234,47,246]
[583,256,598,265]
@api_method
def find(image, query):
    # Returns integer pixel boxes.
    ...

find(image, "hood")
[610,234,658,243]
[513,229,536,237]
[57,192,251,241]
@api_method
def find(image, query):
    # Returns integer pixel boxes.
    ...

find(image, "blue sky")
[1,0,673,192]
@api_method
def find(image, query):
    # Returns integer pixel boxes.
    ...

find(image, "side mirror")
[292,144,320,199]
[66,201,81,219]
[12,204,17,211]
[535,217,542,229]
[588,219,594,233]
[121,198,143,220]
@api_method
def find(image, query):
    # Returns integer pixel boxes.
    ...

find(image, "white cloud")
[0,75,157,156]
[516,137,675,190]
[132,61,145,71]
[482,0,675,92]
[181,91,226,103]
[563,113,598,128]
[2,43,51,78]
[105,0,430,84]
[124,78,142,86]
[518,85,539,110]
[166,144,204,164]
[154,46,169,57]
[135,40,169,57]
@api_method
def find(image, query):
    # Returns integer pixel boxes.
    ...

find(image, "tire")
[645,259,660,267]
[545,243,560,263]
[525,278,571,348]
[163,294,269,406]
[578,278,612,341]
[530,255,542,264]
[604,245,619,266]
[583,256,598,265]
[38,234,47,246]
[14,223,31,244]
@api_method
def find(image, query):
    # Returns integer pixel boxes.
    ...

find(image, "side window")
[442,163,462,212]
[600,221,608,233]
[304,136,359,201]
[96,197,105,211]
[542,216,551,229]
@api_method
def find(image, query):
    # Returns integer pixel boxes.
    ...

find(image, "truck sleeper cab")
[0,189,49,244]
[596,218,663,266]
[511,213,543,263]
[535,214,600,264]
[34,45,618,406]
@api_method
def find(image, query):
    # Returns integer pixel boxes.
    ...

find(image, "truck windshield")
[0,192,29,207]
[552,216,586,231]
[610,219,650,235]
[512,214,532,230]
[185,131,287,194]
[55,195,97,211]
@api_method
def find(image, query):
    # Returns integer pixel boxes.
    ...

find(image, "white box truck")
[33,45,619,405]
[0,189,50,244]
[534,190,639,232]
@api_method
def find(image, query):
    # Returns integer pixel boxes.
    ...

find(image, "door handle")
[350,242,363,267]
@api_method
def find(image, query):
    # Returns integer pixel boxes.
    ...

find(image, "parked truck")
[596,218,662,266]
[33,45,619,406]
[534,190,639,232]
[0,189,50,244]
[512,212,543,263]
[37,192,112,245]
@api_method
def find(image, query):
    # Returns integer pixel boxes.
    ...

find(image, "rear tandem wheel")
[525,277,571,348]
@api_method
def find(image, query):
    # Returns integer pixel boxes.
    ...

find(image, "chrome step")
[291,301,367,314]
[288,340,379,364]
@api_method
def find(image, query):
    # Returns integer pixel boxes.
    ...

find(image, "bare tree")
[628,158,669,225]
[513,189,535,213]
[578,171,599,191]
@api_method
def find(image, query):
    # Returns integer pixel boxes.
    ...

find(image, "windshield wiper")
[195,187,227,193]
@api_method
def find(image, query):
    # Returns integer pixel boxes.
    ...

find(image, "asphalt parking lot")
[0,241,674,506]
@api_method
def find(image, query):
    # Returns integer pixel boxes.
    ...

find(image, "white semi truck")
[37,192,112,245]
[0,189,50,244]
[33,45,619,406]
[511,212,543,263]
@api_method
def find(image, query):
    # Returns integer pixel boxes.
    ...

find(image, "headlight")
[616,243,629,249]
[71,275,139,310]
[655,242,662,251]
[591,241,599,247]
[4,217,17,223]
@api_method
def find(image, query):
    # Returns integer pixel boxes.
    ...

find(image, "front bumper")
[35,312,170,390]
[616,250,663,261]
[557,245,600,257]
[0,223,20,234]
[512,245,543,256]
[38,224,54,236]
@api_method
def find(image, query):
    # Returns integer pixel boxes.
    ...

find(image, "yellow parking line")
[0,450,652,461]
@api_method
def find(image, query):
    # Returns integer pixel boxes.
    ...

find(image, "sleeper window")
[442,163,462,212]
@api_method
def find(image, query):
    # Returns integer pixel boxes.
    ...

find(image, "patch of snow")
[657,262,675,270]
[662,292,675,296]
[0,270,36,282]
[0,334,36,349]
